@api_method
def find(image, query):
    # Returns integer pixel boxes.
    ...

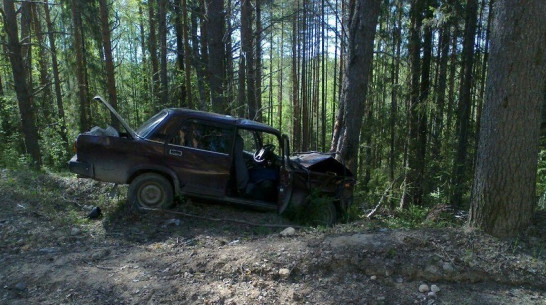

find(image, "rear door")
[165,119,234,197]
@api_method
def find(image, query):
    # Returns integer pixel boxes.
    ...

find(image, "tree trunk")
[254,0,262,121]
[32,4,52,124]
[44,2,68,148]
[71,0,90,132]
[291,6,301,152]
[400,0,424,208]
[241,0,255,119]
[389,0,402,182]
[330,0,380,175]
[148,0,160,105]
[182,0,193,108]
[207,0,227,114]
[158,0,168,108]
[469,0,546,237]
[451,0,478,208]
[3,0,41,168]
[98,0,118,126]
[174,0,186,107]
[190,3,207,110]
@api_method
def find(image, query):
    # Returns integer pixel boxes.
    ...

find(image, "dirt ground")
[1,169,545,305]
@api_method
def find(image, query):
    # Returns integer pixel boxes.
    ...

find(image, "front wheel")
[128,173,174,210]
[309,200,337,227]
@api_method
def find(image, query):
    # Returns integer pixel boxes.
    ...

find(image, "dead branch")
[367,179,397,219]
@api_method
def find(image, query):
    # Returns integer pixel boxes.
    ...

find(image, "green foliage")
[38,124,71,170]
[376,205,430,229]
[536,149,546,210]
[283,190,336,227]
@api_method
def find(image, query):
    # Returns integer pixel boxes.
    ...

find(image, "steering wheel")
[253,144,276,163]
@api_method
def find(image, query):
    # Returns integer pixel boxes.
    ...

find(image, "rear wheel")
[128,173,174,210]
[308,198,337,227]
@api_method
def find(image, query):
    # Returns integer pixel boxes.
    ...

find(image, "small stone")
[370,275,377,280]
[70,227,81,236]
[280,227,296,237]
[427,291,437,299]
[396,277,404,283]
[39,247,58,254]
[163,218,181,227]
[425,264,440,275]
[430,284,440,293]
[14,282,26,291]
[442,262,455,273]
[377,296,385,301]
[419,284,430,293]
[279,268,291,278]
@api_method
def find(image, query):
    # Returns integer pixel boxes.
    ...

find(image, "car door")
[165,119,234,197]
[277,134,294,213]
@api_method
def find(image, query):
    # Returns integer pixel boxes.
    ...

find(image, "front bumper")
[68,155,94,178]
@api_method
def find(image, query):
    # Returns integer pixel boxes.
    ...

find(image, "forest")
[0,0,545,238]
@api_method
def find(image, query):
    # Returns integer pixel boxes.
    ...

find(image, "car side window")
[170,120,233,154]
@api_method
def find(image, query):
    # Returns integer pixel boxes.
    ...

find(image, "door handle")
[169,149,183,157]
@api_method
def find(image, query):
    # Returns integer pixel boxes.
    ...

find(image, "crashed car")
[69,96,355,225]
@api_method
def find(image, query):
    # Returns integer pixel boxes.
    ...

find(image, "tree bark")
[158,0,168,108]
[469,0,546,237]
[451,0,478,208]
[3,0,41,168]
[330,0,380,176]
[181,0,193,108]
[206,0,227,113]
[174,0,186,107]
[254,0,263,122]
[44,2,68,148]
[148,0,160,105]
[400,0,424,208]
[32,4,52,123]
[241,0,255,119]
[71,0,90,132]
[98,0,118,126]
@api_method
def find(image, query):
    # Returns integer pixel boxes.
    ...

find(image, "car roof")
[165,108,281,135]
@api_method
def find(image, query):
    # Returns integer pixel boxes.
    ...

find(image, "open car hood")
[290,152,354,177]
[93,96,137,139]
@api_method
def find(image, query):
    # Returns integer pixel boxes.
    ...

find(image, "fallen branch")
[139,207,303,229]
[367,180,397,219]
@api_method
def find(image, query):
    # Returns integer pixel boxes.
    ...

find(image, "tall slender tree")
[207,0,227,113]
[2,0,41,168]
[98,0,118,125]
[158,0,168,108]
[71,0,90,132]
[452,0,478,207]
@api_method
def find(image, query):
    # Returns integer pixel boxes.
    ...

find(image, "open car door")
[277,134,293,214]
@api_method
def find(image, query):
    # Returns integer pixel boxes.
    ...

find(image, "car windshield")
[136,110,168,138]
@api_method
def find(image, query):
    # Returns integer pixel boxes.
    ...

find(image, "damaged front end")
[288,152,356,213]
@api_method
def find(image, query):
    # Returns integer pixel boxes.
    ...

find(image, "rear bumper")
[68,155,94,178]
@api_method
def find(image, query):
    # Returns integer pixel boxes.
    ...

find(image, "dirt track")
[1,170,545,304]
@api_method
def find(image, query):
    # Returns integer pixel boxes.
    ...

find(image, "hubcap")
[138,183,164,207]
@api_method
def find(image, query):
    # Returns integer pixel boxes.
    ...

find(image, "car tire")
[310,201,337,227]
[128,173,174,210]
